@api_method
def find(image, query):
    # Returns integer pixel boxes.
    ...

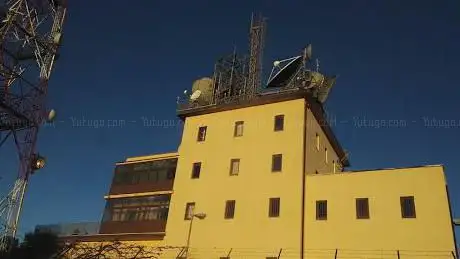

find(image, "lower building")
[39,155,458,259]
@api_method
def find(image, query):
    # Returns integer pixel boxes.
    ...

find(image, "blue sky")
[0,0,459,240]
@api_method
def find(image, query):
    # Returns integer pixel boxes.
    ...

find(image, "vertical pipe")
[397,250,400,259]
[300,100,308,259]
[334,249,338,259]
[185,216,194,258]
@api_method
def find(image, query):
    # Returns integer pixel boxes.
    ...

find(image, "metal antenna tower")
[0,0,67,250]
[247,13,266,97]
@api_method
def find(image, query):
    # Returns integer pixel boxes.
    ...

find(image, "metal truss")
[0,0,67,250]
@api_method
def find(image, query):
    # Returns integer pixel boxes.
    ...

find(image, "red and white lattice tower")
[0,0,67,249]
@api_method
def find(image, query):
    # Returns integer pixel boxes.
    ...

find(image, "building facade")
[49,90,458,259]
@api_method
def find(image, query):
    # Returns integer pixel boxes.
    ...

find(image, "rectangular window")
[234,121,244,137]
[316,200,327,220]
[230,159,240,176]
[197,126,207,142]
[272,154,283,172]
[325,148,328,163]
[184,202,195,220]
[269,198,280,217]
[274,115,284,131]
[224,200,236,219]
[356,198,370,219]
[316,133,320,151]
[400,196,416,218]
[333,160,336,173]
[191,162,201,179]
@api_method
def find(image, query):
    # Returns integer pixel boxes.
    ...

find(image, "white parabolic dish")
[190,90,202,101]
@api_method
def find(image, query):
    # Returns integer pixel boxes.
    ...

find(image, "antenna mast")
[247,13,266,97]
[0,0,67,250]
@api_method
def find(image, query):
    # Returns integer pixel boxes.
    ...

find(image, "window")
[230,159,240,176]
[234,121,244,137]
[224,200,236,219]
[325,148,328,163]
[114,158,178,185]
[316,133,320,151]
[356,198,370,219]
[316,200,327,220]
[274,115,284,131]
[333,160,336,173]
[184,202,195,220]
[272,154,283,172]
[400,196,416,218]
[191,162,201,179]
[103,195,170,222]
[269,198,280,217]
[197,126,207,142]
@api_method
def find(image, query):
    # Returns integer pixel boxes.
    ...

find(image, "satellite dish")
[316,76,336,103]
[267,56,302,88]
[190,90,202,101]
[47,109,56,122]
[191,77,213,104]
[305,44,312,61]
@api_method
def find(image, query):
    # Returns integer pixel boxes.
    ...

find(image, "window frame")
[229,159,240,176]
[400,196,416,218]
[269,197,280,217]
[234,121,244,137]
[272,154,283,172]
[274,115,285,131]
[224,200,236,219]
[184,202,195,220]
[316,200,327,220]
[356,198,370,219]
[191,162,201,179]
[197,126,207,142]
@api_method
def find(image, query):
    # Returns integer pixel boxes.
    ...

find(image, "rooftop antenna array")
[0,0,67,250]
[177,14,338,112]
[247,13,266,97]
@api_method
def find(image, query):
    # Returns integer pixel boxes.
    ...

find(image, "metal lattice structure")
[246,13,265,97]
[0,0,67,250]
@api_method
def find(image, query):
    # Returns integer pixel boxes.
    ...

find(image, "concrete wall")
[304,165,457,258]
[165,99,306,257]
[305,107,340,174]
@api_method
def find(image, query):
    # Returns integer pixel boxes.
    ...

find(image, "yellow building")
[41,20,457,258]
[49,89,458,259]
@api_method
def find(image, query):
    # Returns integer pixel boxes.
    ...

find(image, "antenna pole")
[247,13,266,97]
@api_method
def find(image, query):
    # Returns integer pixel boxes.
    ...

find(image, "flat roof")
[116,152,178,165]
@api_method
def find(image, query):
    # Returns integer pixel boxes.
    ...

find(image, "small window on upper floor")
[184,202,195,220]
[191,162,201,179]
[234,121,244,137]
[316,133,320,151]
[356,198,370,219]
[269,198,280,217]
[272,154,283,172]
[400,196,416,218]
[230,159,240,176]
[274,115,284,131]
[316,200,327,220]
[325,148,328,163]
[197,126,207,142]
